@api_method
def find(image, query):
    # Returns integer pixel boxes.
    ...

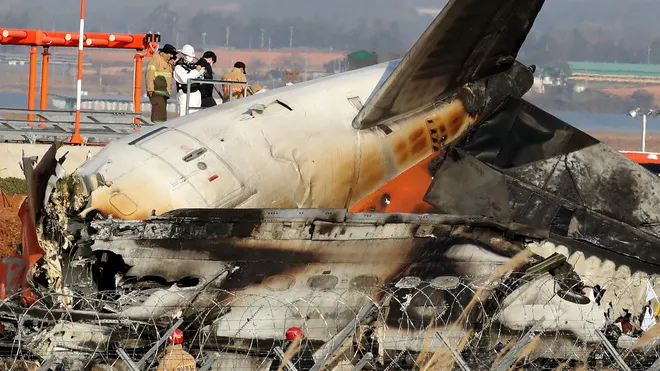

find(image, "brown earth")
[600,86,660,104]
[601,86,660,98]
[0,194,25,257]
[0,70,132,96]
[54,48,346,70]
[588,130,660,152]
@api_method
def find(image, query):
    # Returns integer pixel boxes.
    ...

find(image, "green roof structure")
[347,50,378,71]
[569,61,660,77]
[349,51,376,59]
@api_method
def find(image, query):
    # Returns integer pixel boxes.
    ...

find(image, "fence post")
[185,79,191,115]
[648,353,660,371]
[593,329,632,371]
[116,348,140,371]
[38,359,55,371]
[273,346,299,371]
[352,352,373,371]
[436,332,472,371]
[310,300,377,371]
[491,317,545,371]
[197,354,217,371]
[116,317,184,371]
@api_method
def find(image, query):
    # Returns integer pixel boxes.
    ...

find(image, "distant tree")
[251,59,266,71]
[324,58,344,73]
[631,90,654,109]
[568,28,590,61]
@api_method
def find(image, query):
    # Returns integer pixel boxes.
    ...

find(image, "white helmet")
[179,44,195,58]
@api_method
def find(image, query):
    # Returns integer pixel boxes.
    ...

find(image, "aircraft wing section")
[353,0,545,129]
[424,98,660,268]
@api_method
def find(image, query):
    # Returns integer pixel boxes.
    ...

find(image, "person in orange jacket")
[221,61,248,102]
[145,44,177,123]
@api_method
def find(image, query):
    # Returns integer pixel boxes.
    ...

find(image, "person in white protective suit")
[173,44,205,116]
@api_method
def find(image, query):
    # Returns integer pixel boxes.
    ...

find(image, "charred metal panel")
[23,142,62,221]
[84,209,542,288]
[425,98,660,269]
[353,0,544,129]
[312,221,420,240]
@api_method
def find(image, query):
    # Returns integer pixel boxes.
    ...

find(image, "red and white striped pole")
[69,0,85,144]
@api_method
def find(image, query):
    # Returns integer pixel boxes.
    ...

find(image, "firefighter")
[221,61,248,102]
[174,44,204,116]
[146,44,177,123]
[156,329,197,371]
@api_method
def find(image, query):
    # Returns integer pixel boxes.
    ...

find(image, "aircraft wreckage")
[4,0,660,369]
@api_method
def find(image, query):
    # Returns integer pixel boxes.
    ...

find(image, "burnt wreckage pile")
[4,94,660,369]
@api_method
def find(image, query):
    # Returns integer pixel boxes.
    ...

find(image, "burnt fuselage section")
[75,209,527,326]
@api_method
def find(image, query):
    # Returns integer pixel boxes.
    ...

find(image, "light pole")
[69,0,86,144]
[629,108,660,152]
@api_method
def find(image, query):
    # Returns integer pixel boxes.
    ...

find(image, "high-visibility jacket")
[156,344,197,371]
[146,53,173,98]
[221,68,247,102]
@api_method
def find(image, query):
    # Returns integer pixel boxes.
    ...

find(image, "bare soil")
[588,130,660,152]
[0,194,25,257]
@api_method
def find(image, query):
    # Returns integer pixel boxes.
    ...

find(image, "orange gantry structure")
[0,28,161,140]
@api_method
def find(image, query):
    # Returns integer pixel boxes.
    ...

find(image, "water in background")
[0,92,55,110]
[0,92,651,134]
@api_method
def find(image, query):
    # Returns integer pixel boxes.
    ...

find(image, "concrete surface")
[0,143,103,179]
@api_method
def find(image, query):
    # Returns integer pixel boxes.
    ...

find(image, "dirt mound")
[0,193,25,257]
[600,86,660,104]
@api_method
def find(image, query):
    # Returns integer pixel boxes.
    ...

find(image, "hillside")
[2,0,660,56]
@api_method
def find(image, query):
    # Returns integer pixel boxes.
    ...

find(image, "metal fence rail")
[0,107,153,143]
[184,78,249,115]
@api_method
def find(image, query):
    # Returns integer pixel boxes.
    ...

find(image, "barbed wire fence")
[0,274,660,370]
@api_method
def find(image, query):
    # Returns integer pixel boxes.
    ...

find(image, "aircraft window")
[182,147,208,162]
[348,96,363,111]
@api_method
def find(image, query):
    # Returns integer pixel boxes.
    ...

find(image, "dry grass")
[624,321,660,359]
[509,335,541,369]
[277,335,303,371]
[414,317,437,366]
[456,249,534,326]
[492,341,515,366]
[418,249,534,371]
[587,131,660,152]
[420,329,474,371]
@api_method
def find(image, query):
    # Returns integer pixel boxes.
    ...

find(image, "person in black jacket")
[196,51,218,108]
